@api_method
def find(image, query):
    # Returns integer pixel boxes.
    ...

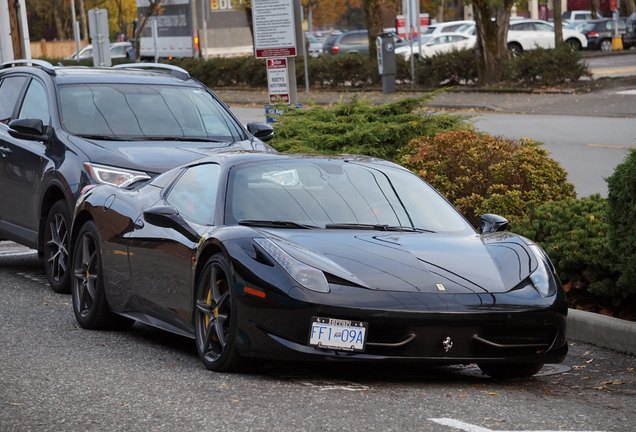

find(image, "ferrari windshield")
[58,83,244,141]
[227,160,472,233]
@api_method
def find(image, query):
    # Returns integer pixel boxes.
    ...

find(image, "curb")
[567,308,636,356]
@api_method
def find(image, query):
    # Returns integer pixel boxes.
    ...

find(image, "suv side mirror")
[247,122,274,142]
[8,118,47,141]
[479,213,510,234]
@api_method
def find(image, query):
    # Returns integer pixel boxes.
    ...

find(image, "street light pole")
[71,0,80,58]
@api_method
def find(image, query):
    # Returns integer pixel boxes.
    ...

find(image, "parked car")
[70,152,568,377]
[322,30,368,55]
[65,41,133,60]
[562,10,603,23]
[0,60,273,293]
[395,33,476,60]
[421,20,475,35]
[507,19,588,54]
[322,30,407,55]
[305,33,323,57]
[581,19,628,51]
[625,13,636,49]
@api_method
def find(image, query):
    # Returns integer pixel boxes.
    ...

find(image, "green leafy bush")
[510,46,590,85]
[514,195,620,299]
[268,96,465,160]
[398,129,575,226]
[606,149,636,296]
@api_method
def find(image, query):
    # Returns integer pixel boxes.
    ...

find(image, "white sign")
[253,0,297,58]
[266,58,289,103]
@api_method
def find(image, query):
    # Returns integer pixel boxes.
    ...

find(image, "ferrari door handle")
[0,146,12,157]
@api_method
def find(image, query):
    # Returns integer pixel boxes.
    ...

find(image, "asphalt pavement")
[218,81,636,356]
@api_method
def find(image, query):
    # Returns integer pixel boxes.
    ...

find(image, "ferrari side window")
[167,163,221,225]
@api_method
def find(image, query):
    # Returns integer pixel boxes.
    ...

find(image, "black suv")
[0,60,273,293]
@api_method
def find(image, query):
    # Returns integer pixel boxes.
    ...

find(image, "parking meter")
[376,32,396,94]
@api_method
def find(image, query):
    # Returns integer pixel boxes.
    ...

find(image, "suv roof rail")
[0,59,56,75]
[113,63,190,80]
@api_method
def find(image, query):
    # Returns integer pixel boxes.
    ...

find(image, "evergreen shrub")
[606,149,636,297]
[269,96,465,160]
[398,129,576,226]
[513,195,620,300]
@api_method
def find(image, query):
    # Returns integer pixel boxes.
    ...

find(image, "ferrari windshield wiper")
[76,134,126,141]
[325,223,435,233]
[238,220,318,229]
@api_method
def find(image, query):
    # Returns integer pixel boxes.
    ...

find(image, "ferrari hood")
[261,230,538,294]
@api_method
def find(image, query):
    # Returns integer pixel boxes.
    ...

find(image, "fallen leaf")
[585,359,594,364]
[486,392,498,396]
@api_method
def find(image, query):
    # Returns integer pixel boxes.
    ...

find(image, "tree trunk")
[625,0,635,15]
[133,1,164,62]
[79,0,88,41]
[363,0,383,64]
[554,0,563,48]
[472,0,514,86]
[53,1,67,40]
[591,0,601,18]
[437,3,444,23]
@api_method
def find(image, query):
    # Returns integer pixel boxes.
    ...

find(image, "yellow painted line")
[586,143,631,149]
[591,66,636,74]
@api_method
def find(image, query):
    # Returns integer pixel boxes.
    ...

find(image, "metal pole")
[200,0,208,59]
[407,0,414,87]
[70,0,80,59]
[152,18,158,62]
[301,5,309,94]
[288,0,303,104]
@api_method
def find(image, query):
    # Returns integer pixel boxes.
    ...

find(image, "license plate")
[308,317,368,352]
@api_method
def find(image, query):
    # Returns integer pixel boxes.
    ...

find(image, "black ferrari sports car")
[70,151,567,377]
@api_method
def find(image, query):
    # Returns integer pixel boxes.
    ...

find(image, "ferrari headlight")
[529,244,556,297]
[254,238,330,293]
[84,162,151,188]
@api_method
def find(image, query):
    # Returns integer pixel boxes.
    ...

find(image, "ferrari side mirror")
[479,213,509,234]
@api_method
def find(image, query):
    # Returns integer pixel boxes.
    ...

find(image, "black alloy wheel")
[194,253,241,372]
[71,220,133,330]
[477,362,544,379]
[44,200,72,293]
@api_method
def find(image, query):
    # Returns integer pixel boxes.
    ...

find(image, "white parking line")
[428,418,605,432]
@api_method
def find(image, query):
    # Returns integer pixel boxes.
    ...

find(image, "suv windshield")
[59,83,244,141]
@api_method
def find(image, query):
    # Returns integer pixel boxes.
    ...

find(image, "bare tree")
[472,0,515,86]
[132,0,164,61]
[554,0,563,48]
[363,0,383,63]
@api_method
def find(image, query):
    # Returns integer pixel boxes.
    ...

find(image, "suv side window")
[166,163,221,225]
[0,76,28,123]
[18,79,50,124]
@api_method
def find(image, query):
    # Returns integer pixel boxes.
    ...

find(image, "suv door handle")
[0,146,12,157]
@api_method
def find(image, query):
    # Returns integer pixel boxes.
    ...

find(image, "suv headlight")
[254,238,330,293]
[84,162,151,187]
[528,244,557,297]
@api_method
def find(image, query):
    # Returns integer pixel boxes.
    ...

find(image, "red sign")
[267,58,289,104]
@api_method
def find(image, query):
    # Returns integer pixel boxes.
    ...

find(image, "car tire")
[71,220,134,330]
[508,43,523,57]
[477,362,544,378]
[565,38,582,51]
[44,200,72,293]
[599,39,612,52]
[194,253,242,372]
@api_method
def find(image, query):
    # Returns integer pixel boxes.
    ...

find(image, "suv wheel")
[44,200,72,293]
[599,39,612,52]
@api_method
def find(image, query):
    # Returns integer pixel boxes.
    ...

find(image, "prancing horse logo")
[442,337,453,352]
